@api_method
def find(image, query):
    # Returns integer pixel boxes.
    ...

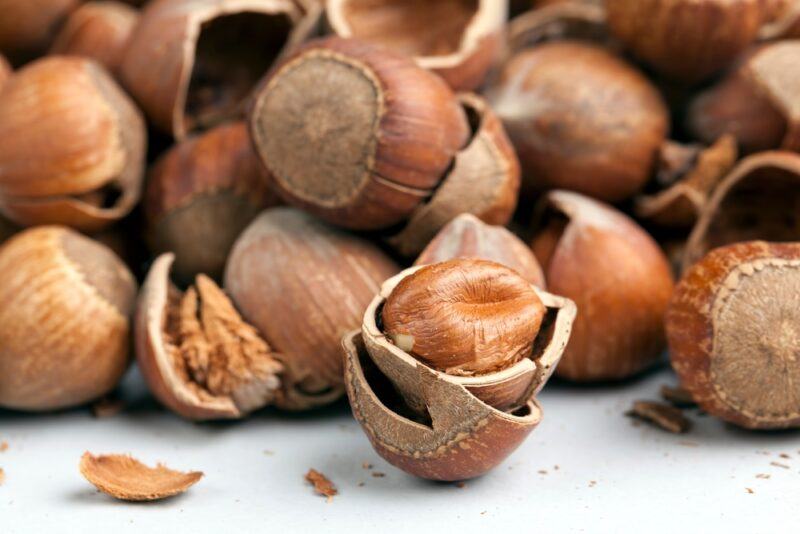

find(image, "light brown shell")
[0,226,136,410]
[387,93,520,256]
[683,151,800,270]
[80,452,203,501]
[344,331,542,481]
[325,0,506,91]
[362,265,575,415]
[120,0,320,139]
[0,56,146,231]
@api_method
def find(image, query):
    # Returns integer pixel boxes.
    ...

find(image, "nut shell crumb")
[627,401,692,434]
[305,469,337,501]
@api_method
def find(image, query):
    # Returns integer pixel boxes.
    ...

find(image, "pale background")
[2,365,798,533]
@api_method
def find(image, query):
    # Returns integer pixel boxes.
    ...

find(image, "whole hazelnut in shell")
[0,0,81,64]
[0,226,137,411]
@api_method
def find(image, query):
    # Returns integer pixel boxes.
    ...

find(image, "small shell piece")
[325,0,507,90]
[667,241,800,429]
[79,452,203,501]
[0,226,137,411]
[0,56,146,231]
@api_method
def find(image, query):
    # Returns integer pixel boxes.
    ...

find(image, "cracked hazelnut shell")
[50,1,139,75]
[0,0,80,64]
[345,260,575,480]
[531,191,674,381]
[325,0,506,91]
[386,93,520,256]
[120,0,321,139]
[687,41,800,154]
[666,241,800,429]
[415,213,545,288]
[0,226,137,411]
[683,151,800,270]
[144,122,280,284]
[487,41,668,202]
[0,56,146,232]
[249,37,471,230]
[606,0,763,83]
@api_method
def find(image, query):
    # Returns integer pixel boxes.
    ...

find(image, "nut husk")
[249,37,470,230]
[120,0,321,139]
[386,93,520,256]
[144,121,280,284]
[0,56,146,232]
[0,226,137,411]
[531,191,674,381]
[667,241,800,429]
[50,1,139,75]
[683,151,800,270]
[0,0,81,64]
[325,0,507,90]
[487,41,668,202]
[415,213,546,288]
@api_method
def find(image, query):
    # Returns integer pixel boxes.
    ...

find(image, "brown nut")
[606,0,763,83]
[144,122,280,284]
[531,190,675,381]
[0,56,146,232]
[386,93,520,256]
[120,0,321,139]
[50,1,139,75]
[382,259,546,376]
[635,135,739,229]
[325,0,506,91]
[666,241,800,429]
[249,37,470,230]
[345,260,575,480]
[0,0,80,64]
[687,41,800,154]
[486,41,668,202]
[0,226,137,411]
[683,151,800,270]
[136,207,400,418]
[415,213,546,288]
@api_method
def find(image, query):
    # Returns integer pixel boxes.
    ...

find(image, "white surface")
[2,365,799,533]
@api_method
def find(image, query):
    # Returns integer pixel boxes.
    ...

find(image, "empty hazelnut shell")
[386,93,520,256]
[415,213,546,288]
[0,0,80,64]
[0,56,146,232]
[531,191,675,381]
[50,1,139,75]
[144,121,280,284]
[683,151,800,270]
[325,0,506,90]
[487,41,668,202]
[120,0,321,139]
[0,226,137,411]
[667,241,800,429]
[249,37,470,230]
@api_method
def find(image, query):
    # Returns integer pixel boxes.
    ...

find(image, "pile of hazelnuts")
[0,0,799,482]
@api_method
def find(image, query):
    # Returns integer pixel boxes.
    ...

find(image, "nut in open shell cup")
[344,265,576,481]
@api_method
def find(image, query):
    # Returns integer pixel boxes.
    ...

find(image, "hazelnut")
[249,37,470,230]
[605,0,763,83]
[666,241,800,429]
[415,213,546,288]
[0,0,80,64]
[531,191,675,381]
[325,0,506,90]
[344,259,576,480]
[50,1,139,75]
[635,135,739,229]
[683,151,800,270]
[120,0,321,139]
[0,56,146,232]
[386,93,520,256]
[0,226,137,411]
[486,41,669,202]
[144,122,280,284]
[136,207,399,418]
[687,41,800,154]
